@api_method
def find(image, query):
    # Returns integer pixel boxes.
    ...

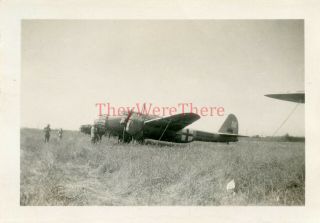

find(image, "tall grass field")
[20,128,305,206]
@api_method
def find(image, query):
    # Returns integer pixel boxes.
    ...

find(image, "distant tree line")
[249,133,305,142]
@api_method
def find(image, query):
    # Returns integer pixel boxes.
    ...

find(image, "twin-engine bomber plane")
[81,111,244,144]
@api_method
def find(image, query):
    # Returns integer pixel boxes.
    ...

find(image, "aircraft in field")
[81,111,244,144]
[265,91,305,103]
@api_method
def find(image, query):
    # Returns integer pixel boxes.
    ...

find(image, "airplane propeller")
[120,109,134,143]
[120,109,145,143]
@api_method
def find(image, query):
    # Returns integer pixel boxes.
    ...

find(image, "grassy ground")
[20,128,305,206]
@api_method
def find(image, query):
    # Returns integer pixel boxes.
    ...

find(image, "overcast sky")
[21,20,304,136]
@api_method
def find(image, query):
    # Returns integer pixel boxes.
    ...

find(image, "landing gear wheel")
[119,133,132,143]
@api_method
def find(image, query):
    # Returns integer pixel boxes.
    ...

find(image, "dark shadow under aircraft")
[81,111,244,144]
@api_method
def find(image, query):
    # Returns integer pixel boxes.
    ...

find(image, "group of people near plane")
[43,124,63,143]
[44,124,100,144]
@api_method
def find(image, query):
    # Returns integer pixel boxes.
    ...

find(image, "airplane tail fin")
[218,114,238,134]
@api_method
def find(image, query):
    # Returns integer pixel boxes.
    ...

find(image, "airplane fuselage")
[91,112,238,143]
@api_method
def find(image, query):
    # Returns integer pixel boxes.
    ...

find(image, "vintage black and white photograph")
[20,20,305,206]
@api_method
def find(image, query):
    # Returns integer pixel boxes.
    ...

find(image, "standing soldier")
[58,128,63,140]
[91,125,96,144]
[44,124,51,143]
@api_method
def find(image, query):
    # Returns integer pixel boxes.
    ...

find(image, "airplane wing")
[265,92,305,103]
[144,113,200,132]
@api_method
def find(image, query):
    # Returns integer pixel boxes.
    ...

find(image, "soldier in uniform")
[91,125,96,144]
[44,124,51,143]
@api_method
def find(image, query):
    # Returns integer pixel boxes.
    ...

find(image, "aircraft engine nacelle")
[125,118,144,138]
